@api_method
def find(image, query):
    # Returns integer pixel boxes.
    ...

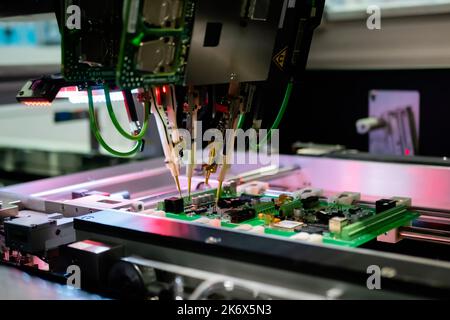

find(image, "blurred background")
[1,0,449,187]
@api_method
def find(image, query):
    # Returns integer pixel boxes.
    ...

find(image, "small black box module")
[375,199,397,214]
[164,197,184,214]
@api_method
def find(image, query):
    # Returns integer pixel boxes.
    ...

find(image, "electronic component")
[217,197,245,208]
[237,181,269,196]
[329,217,348,234]
[136,38,177,73]
[390,197,412,207]
[272,220,303,231]
[316,209,343,224]
[293,188,323,200]
[275,194,293,206]
[16,75,68,106]
[117,0,196,88]
[346,207,374,222]
[329,192,361,205]
[299,224,327,234]
[301,196,320,209]
[279,199,302,217]
[156,189,220,212]
[262,213,274,226]
[192,194,215,207]
[142,0,182,27]
[297,209,319,224]
[222,181,238,197]
[226,208,256,224]
[376,199,397,213]
[164,197,184,214]
[293,208,302,220]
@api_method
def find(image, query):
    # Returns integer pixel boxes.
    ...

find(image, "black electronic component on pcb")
[227,208,256,223]
[301,196,319,209]
[164,197,184,214]
[375,199,397,214]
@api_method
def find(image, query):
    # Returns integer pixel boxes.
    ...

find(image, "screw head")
[205,236,221,244]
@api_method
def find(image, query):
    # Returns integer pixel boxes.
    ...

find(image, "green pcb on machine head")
[117,0,196,89]
[61,0,124,83]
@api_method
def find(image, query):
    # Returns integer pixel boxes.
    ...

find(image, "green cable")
[237,113,245,129]
[256,81,294,150]
[103,84,150,141]
[87,86,143,158]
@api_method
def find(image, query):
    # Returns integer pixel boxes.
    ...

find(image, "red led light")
[214,103,229,113]
[23,101,52,107]
[58,86,78,92]
[155,87,162,105]
[405,148,411,156]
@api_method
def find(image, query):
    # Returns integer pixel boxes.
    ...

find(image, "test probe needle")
[187,159,194,198]
[151,94,182,198]
[163,148,182,197]
[215,163,229,207]
[215,111,241,206]
[215,129,236,206]
[165,160,182,197]
[205,145,216,185]
[175,175,182,197]
[214,74,241,205]
[187,109,198,199]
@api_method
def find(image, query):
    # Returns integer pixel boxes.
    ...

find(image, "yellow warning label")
[273,47,288,70]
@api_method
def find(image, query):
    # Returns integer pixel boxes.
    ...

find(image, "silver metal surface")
[399,226,450,245]
[1,154,449,212]
[142,0,181,27]
[123,256,325,299]
[137,38,176,73]
[75,230,417,299]
[0,265,105,300]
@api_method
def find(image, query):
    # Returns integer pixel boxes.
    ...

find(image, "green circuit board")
[156,190,419,248]
[116,0,196,88]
